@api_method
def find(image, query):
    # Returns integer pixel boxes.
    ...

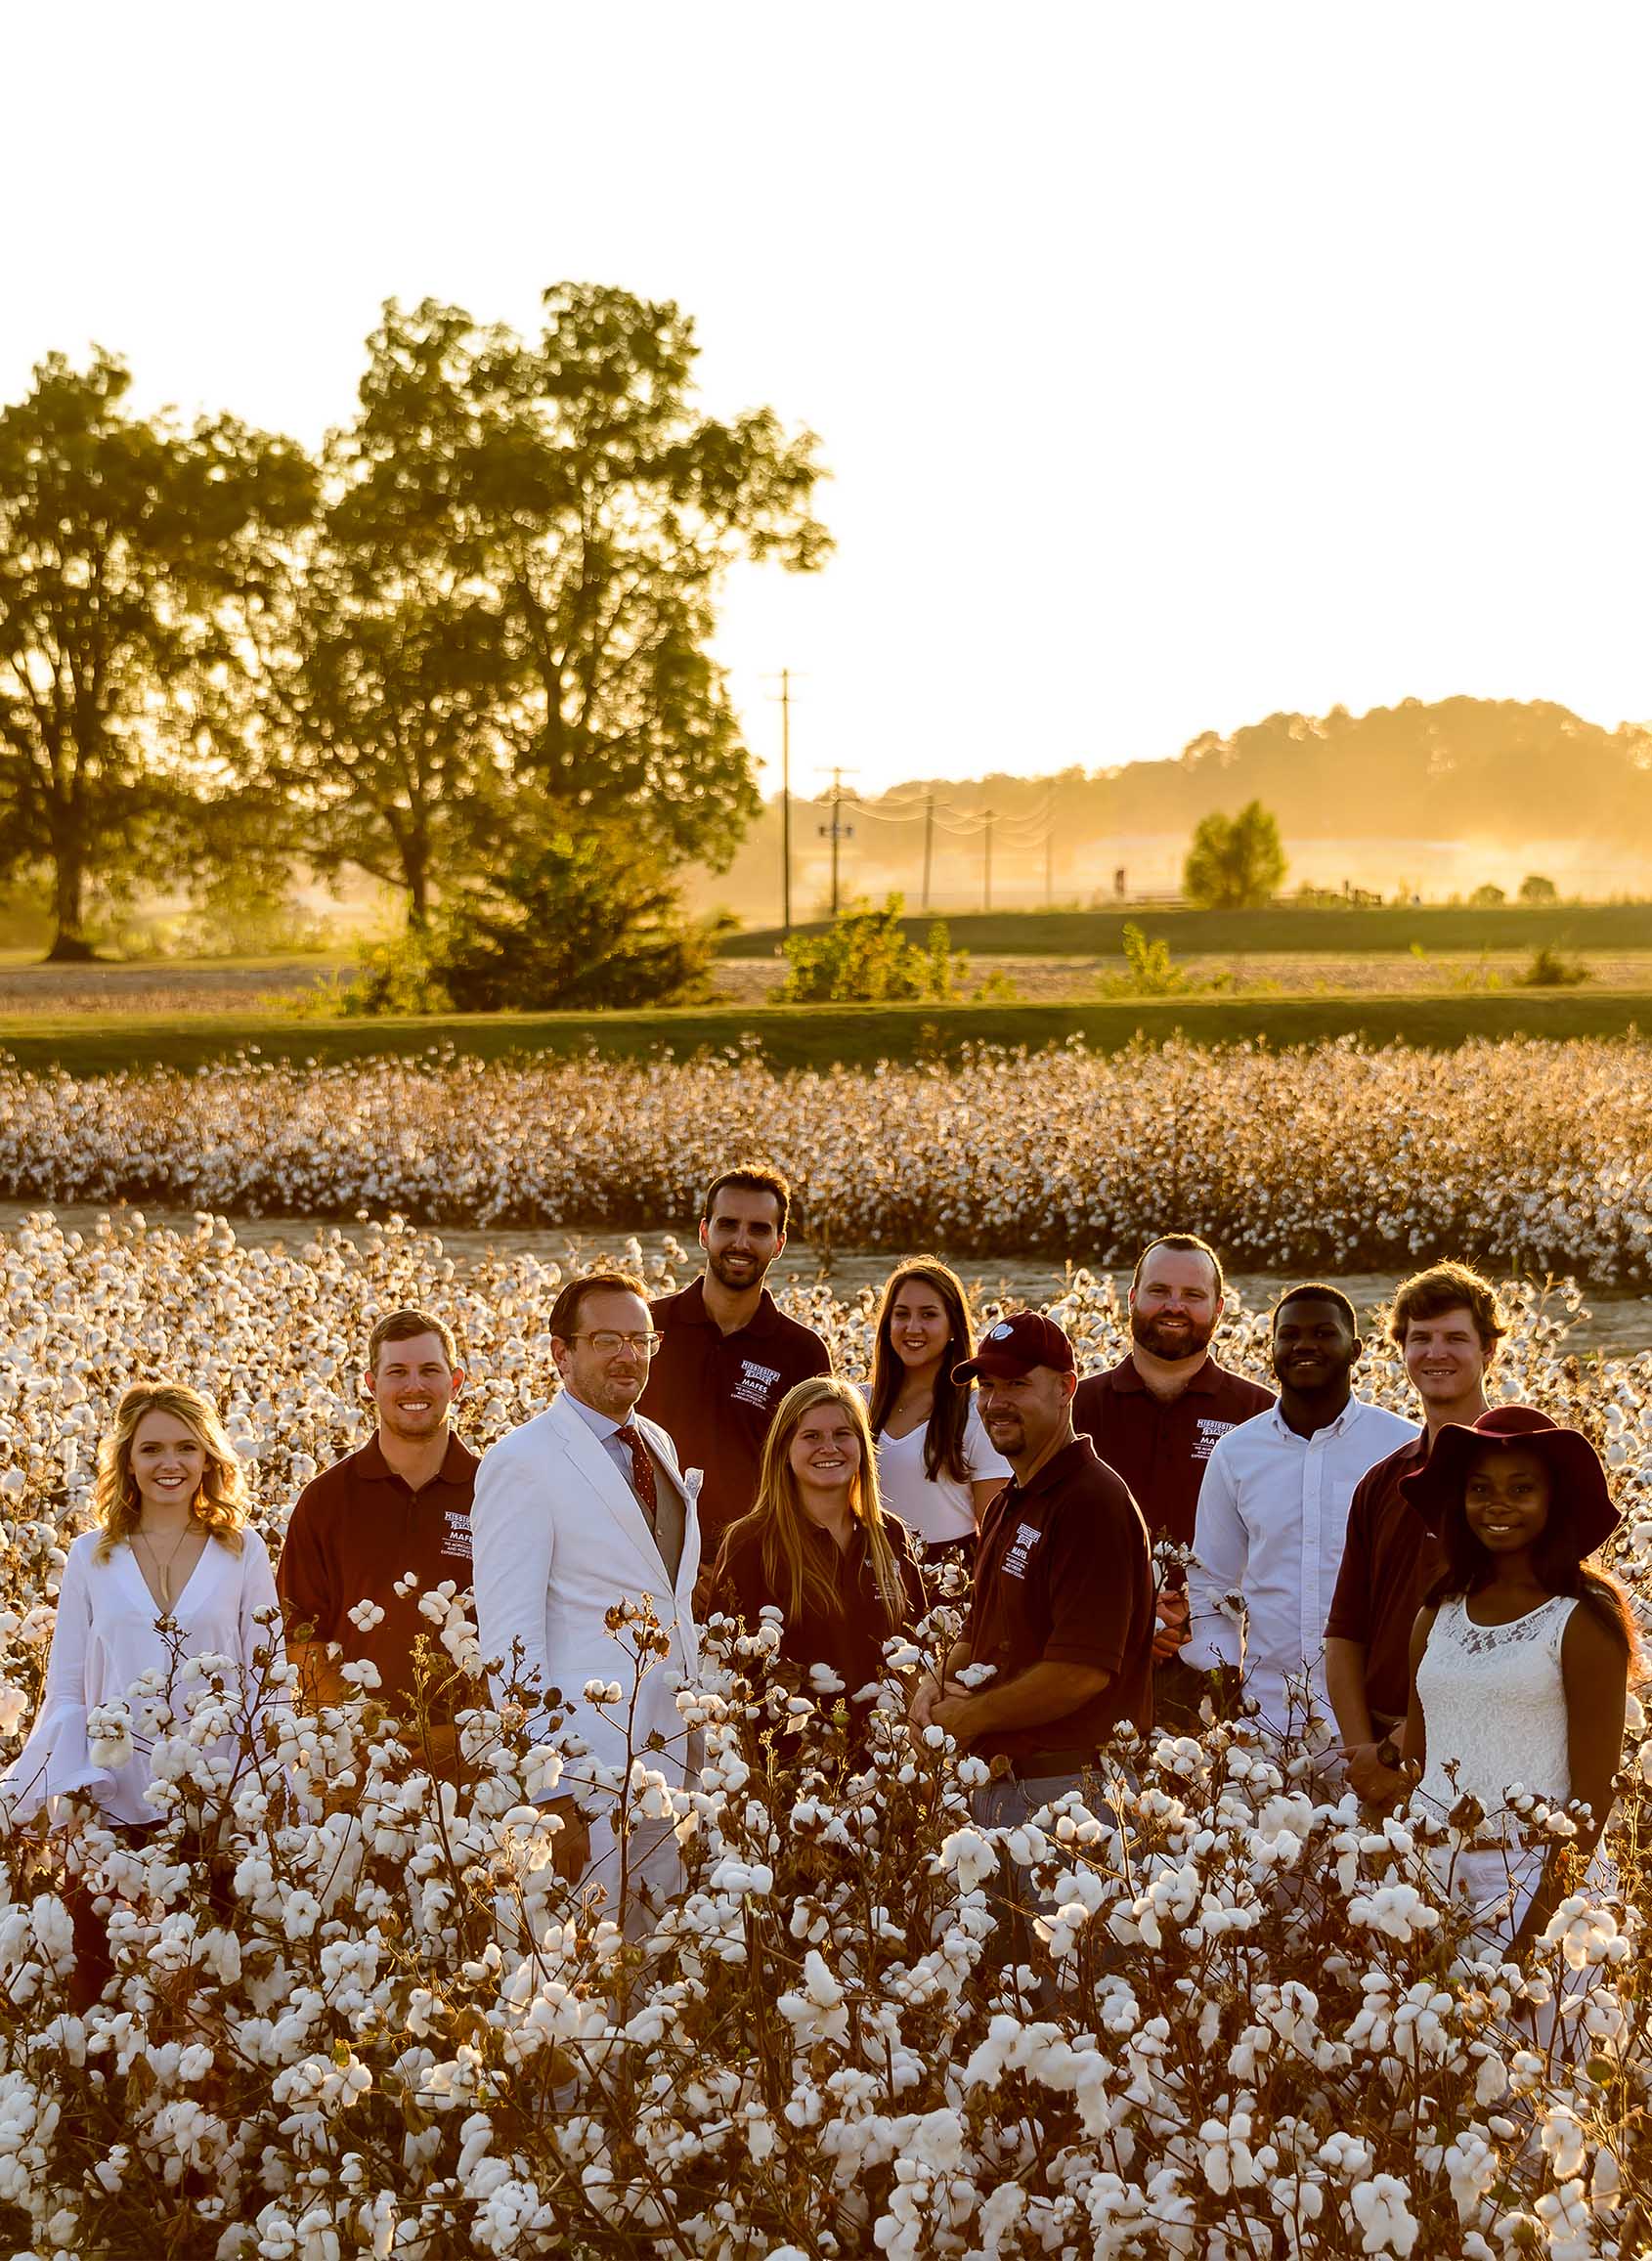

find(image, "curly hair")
[93,1382,248,1563]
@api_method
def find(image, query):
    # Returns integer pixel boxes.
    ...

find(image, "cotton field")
[1,1210,1651,2255]
[3,1034,1652,1276]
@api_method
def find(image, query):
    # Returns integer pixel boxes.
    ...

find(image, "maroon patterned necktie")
[614,1421,659,1533]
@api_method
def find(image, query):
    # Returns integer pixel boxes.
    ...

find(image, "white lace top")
[1413,1592,1578,1826]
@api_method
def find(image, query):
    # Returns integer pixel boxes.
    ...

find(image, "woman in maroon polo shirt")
[714,1377,925,1744]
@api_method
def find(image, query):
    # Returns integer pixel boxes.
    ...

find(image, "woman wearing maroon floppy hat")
[1399,1405,1635,1956]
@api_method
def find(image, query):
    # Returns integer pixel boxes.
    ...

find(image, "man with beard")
[640,1164,831,1557]
[1073,1235,1273,1726]
[910,1310,1153,1812]
[278,1308,480,1768]
[1326,1260,1502,1805]
[1184,1285,1415,1741]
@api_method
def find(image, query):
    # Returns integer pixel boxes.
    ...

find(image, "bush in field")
[1521,874,1562,905]
[1470,884,1506,908]
[778,894,965,1003]
[1522,944,1591,989]
[1182,801,1286,910]
[346,827,726,1015]
[0,1215,1648,2252]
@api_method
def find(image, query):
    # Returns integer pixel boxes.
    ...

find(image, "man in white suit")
[472,1270,701,1922]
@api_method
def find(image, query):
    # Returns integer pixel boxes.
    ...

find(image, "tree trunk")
[45,846,96,962]
[406,848,430,932]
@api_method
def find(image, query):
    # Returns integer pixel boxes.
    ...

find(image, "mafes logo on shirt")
[442,1509,474,1563]
[1000,1521,1043,1581]
[1193,1417,1239,1464]
[732,1358,783,1411]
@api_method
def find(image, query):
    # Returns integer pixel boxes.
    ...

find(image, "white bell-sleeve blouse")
[1,1526,284,1828]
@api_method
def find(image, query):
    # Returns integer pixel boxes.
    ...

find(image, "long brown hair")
[867,1258,977,1484]
[1424,1459,1637,1663]
[93,1383,248,1563]
[716,1377,907,1628]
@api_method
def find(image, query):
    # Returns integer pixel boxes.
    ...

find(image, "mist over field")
[682,696,1652,922]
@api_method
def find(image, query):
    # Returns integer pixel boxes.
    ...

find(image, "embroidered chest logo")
[442,1508,474,1562]
[1000,1521,1043,1581]
[731,1358,783,1411]
[1192,1417,1238,1463]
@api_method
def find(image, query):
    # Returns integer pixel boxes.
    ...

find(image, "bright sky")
[7,3,1652,799]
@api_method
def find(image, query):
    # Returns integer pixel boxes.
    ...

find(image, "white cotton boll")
[0,1682,28,1735]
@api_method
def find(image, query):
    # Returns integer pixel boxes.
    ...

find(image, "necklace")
[135,1522,196,1607]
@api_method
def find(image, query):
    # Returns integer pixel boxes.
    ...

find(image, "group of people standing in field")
[2,1162,1636,2004]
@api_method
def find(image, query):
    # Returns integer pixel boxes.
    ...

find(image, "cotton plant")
[0,1220,1649,2249]
[1,1036,1651,1277]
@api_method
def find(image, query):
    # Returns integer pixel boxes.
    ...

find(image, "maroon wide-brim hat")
[1399,1403,1619,1554]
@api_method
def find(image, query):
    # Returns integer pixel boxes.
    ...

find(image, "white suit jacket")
[471,1390,702,1811]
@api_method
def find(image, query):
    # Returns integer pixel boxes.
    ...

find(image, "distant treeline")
[687,698,1652,921]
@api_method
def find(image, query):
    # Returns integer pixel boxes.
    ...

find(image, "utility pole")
[816,767,856,916]
[764,671,803,935]
[982,807,994,913]
[779,670,792,934]
[921,792,935,913]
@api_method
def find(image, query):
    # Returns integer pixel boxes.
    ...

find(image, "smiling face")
[977,1364,1075,1468]
[552,1286,654,1420]
[1271,1296,1359,1394]
[787,1399,863,1506]
[368,1329,461,1443]
[888,1277,954,1373]
[1130,1245,1222,1362]
[128,1410,209,1517]
[700,1187,785,1294]
[1402,1304,1490,1411]
[1463,1443,1551,1556]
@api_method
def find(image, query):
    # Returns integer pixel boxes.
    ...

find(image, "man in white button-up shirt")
[1185,1285,1416,1739]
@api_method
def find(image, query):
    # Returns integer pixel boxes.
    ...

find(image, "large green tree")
[0,351,315,957]
[276,287,830,921]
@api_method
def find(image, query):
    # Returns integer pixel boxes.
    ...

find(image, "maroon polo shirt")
[640,1277,832,1549]
[1323,1434,1441,1724]
[1072,1353,1275,1547]
[716,1513,927,1707]
[277,1431,479,1712]
[962,1435,1154,1765]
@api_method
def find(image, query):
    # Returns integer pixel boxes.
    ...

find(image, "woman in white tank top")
[1399,1406,1632,1955]
[861,1259,1010,1562]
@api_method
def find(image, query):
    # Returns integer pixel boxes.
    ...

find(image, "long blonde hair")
[93,1382,248,1562]
[717,1376,908,1629]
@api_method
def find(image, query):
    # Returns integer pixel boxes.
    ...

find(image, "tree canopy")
[0,351,314,957]
[275,287,831,923]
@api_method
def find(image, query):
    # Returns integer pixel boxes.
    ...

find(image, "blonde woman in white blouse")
[863,1259,1010,1565]
[3,1382,283,1839]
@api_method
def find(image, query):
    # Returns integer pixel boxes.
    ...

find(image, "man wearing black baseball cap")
[910,1310,1154,1833]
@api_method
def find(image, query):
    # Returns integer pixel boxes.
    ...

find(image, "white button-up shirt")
[1185,1396,1418,1733]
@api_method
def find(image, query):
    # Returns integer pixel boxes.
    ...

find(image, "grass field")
[5,987,1651,1075]
[723,900,1652,956]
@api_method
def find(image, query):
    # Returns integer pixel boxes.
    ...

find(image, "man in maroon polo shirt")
[1073,1234,1273,1727]
[639,1163,831,1556]
[910,1311,1154,1804]
[278,1307,479,1762]
[1325,1260,1502,1804]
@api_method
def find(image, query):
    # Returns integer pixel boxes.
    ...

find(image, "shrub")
[347,827,726,1016]
[1182,801,1286,909]
[1519,873,1560,904]
[1520,943,1590,988]
[779,895,966,1003]
[1468,883,1505,908]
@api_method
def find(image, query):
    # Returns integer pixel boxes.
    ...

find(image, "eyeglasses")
[570,1330,661,1357]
